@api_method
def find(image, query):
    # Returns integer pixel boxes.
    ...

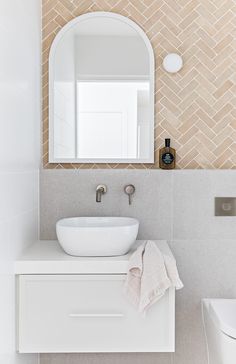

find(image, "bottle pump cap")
[165,138,170,147]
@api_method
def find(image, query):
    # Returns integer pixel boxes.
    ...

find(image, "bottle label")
[162,152,174,165]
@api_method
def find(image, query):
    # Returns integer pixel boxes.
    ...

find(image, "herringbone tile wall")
[42,0,236,169]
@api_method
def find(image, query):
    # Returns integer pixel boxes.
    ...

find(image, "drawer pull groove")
[69,313,124,318]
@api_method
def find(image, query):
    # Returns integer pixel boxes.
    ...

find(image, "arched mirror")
[49,12,154,164]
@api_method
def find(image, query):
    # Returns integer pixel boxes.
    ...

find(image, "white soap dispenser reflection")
[124,184,135,205]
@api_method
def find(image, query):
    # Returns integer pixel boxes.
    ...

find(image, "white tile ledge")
[14,240,173,274]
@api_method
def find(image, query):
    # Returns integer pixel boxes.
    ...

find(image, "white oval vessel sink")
[56,217,139,257]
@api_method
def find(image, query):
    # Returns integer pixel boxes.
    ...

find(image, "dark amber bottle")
[159,138,176,169]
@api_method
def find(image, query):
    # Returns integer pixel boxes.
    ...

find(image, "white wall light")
[162,53,183,73]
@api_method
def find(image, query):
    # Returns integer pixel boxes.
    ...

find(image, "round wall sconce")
[162,53,183,73]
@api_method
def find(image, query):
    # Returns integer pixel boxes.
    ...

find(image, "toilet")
[202,299,236,364]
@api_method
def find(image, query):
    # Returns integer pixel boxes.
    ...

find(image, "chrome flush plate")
[215,197,236,216]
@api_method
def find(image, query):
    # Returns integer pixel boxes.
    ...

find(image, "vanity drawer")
[17,275,175,353]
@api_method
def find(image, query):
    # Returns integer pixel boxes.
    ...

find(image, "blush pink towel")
[124,241,183,313]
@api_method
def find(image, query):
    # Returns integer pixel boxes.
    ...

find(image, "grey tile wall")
[173,170,236,239]
[40,169,236,364]
[40,169,173,241]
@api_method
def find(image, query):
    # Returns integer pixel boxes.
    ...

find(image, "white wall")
[0,1,41,363]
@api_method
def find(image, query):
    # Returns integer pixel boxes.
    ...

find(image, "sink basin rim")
[56,217,139,229]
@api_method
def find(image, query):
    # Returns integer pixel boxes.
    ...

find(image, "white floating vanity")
[15,240,175,353]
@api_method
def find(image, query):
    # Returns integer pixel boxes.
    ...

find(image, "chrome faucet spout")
[96,188,102,202]
[96,184,107,203]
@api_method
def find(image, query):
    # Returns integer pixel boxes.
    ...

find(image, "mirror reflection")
[50,13,154,163]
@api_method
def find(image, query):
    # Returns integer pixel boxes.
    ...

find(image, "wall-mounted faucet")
[124,184,135,205]
[96,184,107,203]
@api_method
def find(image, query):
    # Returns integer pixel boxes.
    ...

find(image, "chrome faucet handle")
[124,184,135,205]
[96,184,107,203]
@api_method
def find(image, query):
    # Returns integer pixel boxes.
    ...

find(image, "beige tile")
[213,91,234,113]
[213,148,233,168]
[160,97,181,116]
[178,114,198,133]
[195,97,214,117]
[195,144,216,165]
[213,103,233,122]
[196,120,216,140]
[160,3,182,24]
[213,126,234,145]
[214,137,233,157]
[214,68,233,88]
[178,91,198,111]
[179,0,198,18]
[196,3,217,24]
[195,131,216,151]
[178,137,199,158]
[179,148,199,168]
[54,2,74,22]
[196,109,215,128]
[214,34,234,53]
[213,45,234,64]
[179,10,199,29]
[178,126,198,145]
[161,84,182,104]
[42,8,57,27]
[196,39,216,59]
[219,159,234,169]
[197,28,216,48]
[54,14,67,27]
[215,9,234,29]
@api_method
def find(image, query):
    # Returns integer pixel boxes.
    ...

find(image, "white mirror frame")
[49,12,155,164]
